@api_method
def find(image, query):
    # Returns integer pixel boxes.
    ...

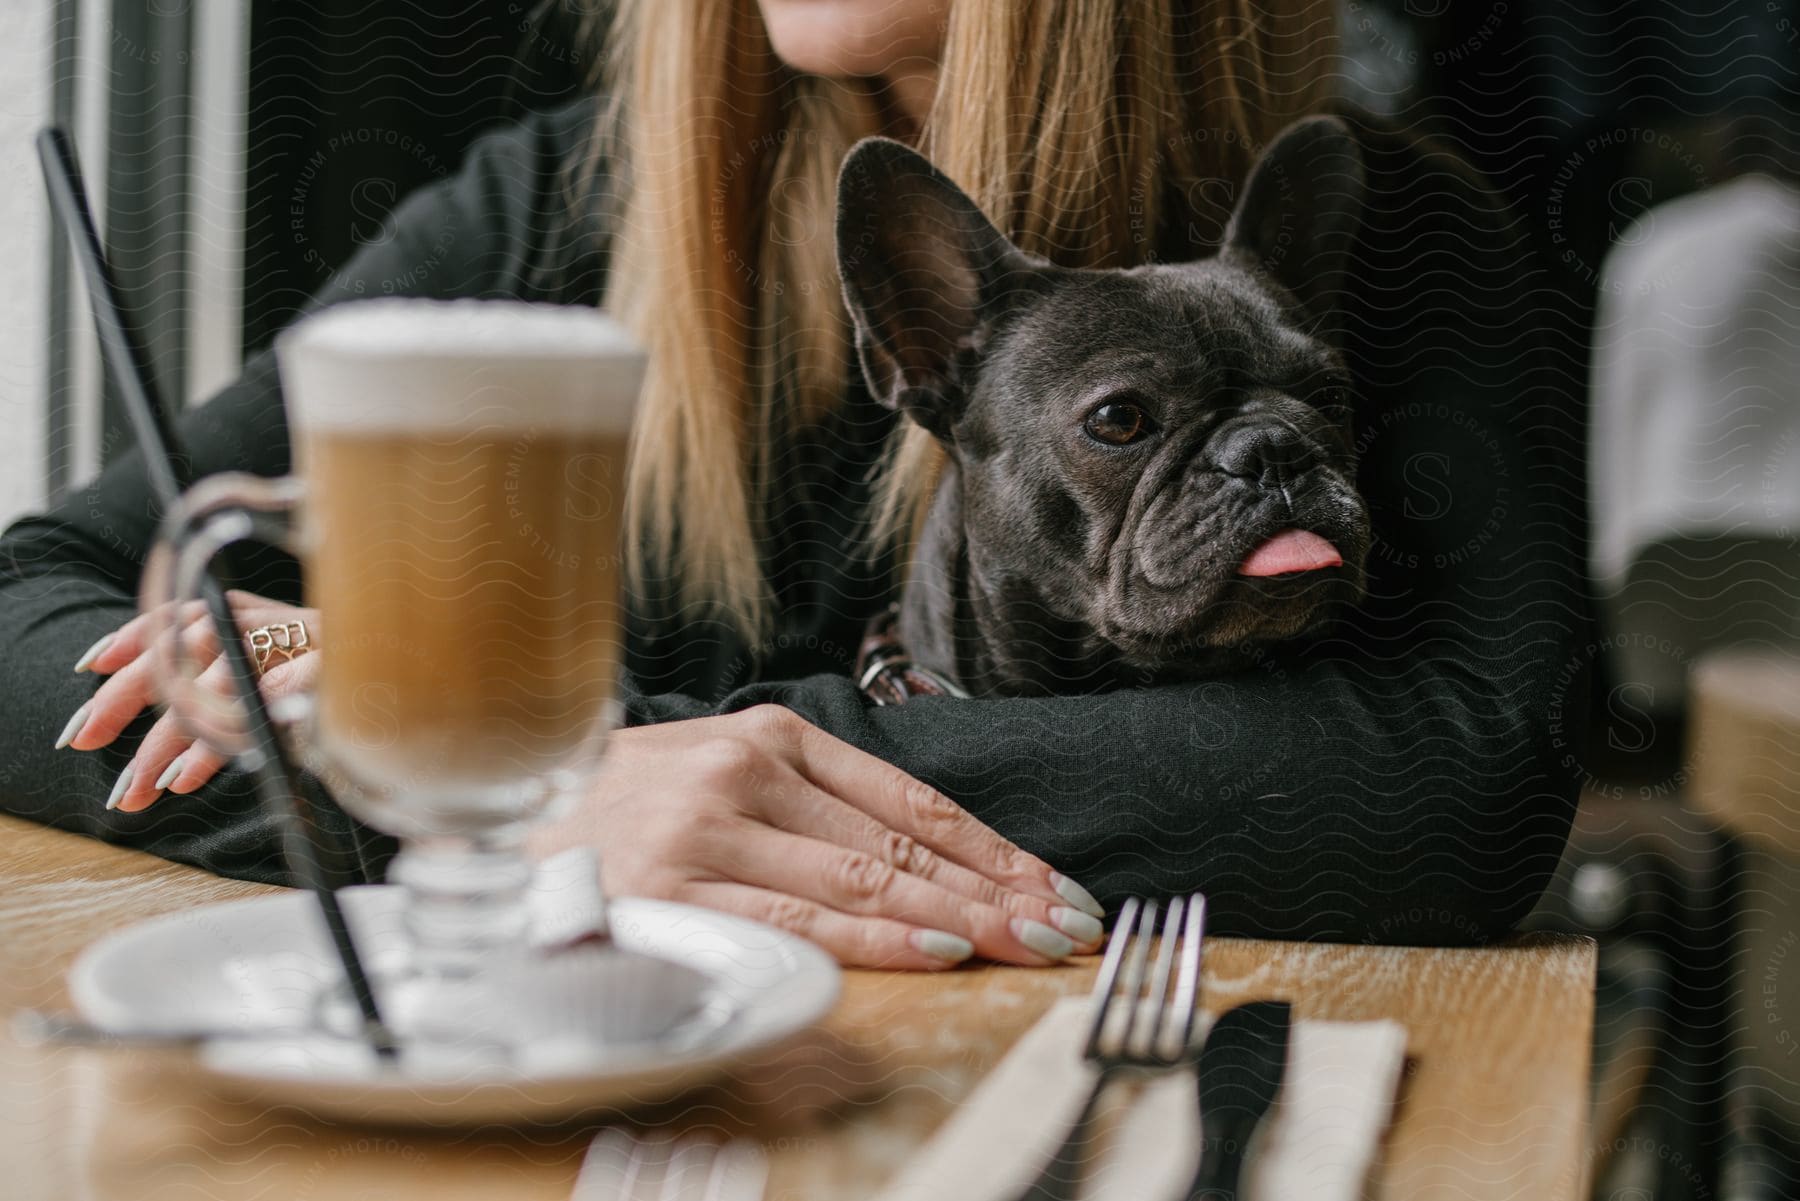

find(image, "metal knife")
[1185,1000,1293,1201]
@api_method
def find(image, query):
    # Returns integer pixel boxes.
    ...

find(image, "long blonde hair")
[591,0,1339,642]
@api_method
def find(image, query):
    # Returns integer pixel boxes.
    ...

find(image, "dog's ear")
[1224,115,1365,324]
[836,137,1036,440]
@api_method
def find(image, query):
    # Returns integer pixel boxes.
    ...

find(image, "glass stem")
[390,833,533,984]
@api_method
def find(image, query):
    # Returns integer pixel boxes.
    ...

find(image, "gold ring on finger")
[244,620,312,681]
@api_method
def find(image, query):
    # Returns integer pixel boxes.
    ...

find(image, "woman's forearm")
[621,648,1584,946]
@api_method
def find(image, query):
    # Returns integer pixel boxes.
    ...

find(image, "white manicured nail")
[1051,872,1104,919]
[55,703,91,750]
[105,766,134,811]
[911,930,974,964]
[74,633,115,673]
[1014,918,1075,961]
[1050,906,1104,945]
[154,753,188,791]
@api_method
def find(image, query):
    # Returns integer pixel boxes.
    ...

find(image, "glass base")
[308,945,736,1080]
[313,968,521,1072]
[318,836,537,1067]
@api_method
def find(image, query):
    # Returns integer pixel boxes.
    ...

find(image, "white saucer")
[68,886,840,1125]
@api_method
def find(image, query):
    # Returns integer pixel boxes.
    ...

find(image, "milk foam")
[276,298,647,434]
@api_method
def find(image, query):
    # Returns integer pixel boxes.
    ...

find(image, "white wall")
[0,1,49,526]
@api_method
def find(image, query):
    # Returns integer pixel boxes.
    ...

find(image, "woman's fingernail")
[154,753,188,791]
[55,703,92,750]
[1013,918,1075,961]
[1050,906,1104,945]
[1051,872,1104,919]
[74,633,115,673]
[911,929,974,964]
[105,765,135,811]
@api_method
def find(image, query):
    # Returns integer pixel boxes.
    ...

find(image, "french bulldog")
[834,115,1375,697]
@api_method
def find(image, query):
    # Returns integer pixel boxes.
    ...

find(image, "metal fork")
[573,1128,768,1201]
[1008,893,1208,1201]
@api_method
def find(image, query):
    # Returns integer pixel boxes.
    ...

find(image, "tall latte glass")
[143,298,645,1042]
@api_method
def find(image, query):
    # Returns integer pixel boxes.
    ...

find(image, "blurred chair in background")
[1591,176,1800,719]
[1561,177,1800,1201]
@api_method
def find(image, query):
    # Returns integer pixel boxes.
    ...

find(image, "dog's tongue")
[1238,529,1343,577]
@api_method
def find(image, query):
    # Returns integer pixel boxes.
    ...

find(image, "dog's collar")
[855,604,969,705]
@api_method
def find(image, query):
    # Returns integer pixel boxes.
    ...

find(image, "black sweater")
[0,100,1589,943]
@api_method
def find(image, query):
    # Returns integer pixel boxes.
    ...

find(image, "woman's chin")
[755,0,945,79]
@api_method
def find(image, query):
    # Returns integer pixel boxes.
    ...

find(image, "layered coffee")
[276,300,644,821]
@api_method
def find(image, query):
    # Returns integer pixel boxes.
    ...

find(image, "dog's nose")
[1209,422,1319,491]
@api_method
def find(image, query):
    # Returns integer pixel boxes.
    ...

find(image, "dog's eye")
[1315,384,1352,422]
[1301,371,1354,423]
[1083,401,1156,446]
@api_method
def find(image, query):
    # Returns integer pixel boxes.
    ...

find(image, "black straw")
[36,127,396,1061]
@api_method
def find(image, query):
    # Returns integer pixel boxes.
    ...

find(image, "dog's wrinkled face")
[971,269,1368,664]
[836,117,1374,673]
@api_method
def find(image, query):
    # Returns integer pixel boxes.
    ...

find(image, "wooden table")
[0,817,1596,1200]
[1691,649,1800,1136]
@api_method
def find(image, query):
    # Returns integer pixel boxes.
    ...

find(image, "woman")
[0,0,1585,965]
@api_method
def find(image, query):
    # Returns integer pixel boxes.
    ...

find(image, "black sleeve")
[620,125,1592,947]
[0,101,601,884]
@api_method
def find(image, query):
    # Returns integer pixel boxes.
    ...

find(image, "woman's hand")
[527,704,1107,971]
[61,591,320,813]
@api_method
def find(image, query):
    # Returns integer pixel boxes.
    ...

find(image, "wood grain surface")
[0,816,1595,1200]
[1690,649,1800,854]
